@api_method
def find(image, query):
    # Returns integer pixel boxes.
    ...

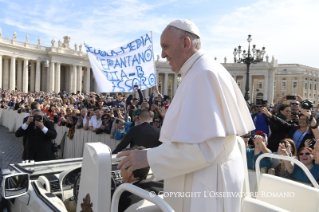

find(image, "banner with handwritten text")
[85,32,156,92]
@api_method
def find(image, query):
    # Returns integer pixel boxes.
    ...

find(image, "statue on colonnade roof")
[63,36,71,48]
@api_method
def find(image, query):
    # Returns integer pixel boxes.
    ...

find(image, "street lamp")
[233,35,266,101]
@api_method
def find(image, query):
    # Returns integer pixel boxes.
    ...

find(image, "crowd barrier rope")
[0,109,120,159]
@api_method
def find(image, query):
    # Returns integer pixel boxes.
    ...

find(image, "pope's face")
[160,27,185,74]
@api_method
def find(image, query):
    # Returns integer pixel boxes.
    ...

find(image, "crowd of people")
[0,85,168,161]
[2,87,319,184]
[245,94,319,184]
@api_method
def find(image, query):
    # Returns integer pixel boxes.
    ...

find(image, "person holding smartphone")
[271,138,297,178]
[275,94,303,114]
[126,85,144,111]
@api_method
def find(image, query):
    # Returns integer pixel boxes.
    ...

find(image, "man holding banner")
[117,19,255,212]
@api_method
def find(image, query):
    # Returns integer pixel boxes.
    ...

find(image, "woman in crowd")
[267,104,292,152]
[271,138,297,178]
[282,147,319,183]
[43,104,56,121]
[263,108,319,151]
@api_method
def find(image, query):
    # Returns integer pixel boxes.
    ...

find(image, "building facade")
[1,31,319,103]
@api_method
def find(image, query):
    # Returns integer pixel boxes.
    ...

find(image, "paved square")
[0,126,23,169]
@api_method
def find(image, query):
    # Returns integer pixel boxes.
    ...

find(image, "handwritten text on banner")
[85,32,156,92]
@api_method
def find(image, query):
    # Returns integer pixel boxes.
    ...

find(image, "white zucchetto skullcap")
[168,19,200,38]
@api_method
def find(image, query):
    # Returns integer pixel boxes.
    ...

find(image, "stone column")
[17,59,22,91]
[156,72,159,87]
[268,70,275,104]
[73,65,77,93]
[22,59,29,93]
[10,57,16,91]
[49,61,55,92]
[0,55,2,89]
[77,66,82,93]
[3,58,9,89]
[35,60,41,92]
[173,73,178,96]
[45,66,50,92]
[69,65,74,93]
[55,63,61,93]
[86,67,90,94]
[242,74,246,94]
[30,61,35,92]
[249,74,253,102]
[41,63,44,91]
[264,72,269,101]
[163,73,168,95]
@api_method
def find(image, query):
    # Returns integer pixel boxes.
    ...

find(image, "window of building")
[258,81,263,89]
[315,84,317,90]
[310,83,312,90]
[237,81,241,88]
[305,83,308,89]
[293,82,298,89]
[281,81,287,90]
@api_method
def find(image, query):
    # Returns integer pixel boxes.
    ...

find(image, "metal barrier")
[255,153,319,189]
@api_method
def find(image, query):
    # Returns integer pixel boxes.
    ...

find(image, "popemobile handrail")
[255,153,319,189]
[111,183,174,212]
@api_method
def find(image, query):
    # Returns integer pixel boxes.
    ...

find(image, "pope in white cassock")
[118,19,255,212]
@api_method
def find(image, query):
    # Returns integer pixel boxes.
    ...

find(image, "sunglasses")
[153,121,160,123]
[299,152,311,156]
[291,103,299,105]
[255,106,263,108]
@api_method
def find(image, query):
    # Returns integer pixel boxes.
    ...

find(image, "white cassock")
[147,50,255,212]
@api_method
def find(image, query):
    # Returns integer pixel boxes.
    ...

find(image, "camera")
[33,114,43,122]
[301,99,313,110]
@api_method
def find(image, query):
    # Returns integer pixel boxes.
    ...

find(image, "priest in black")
[112,110,161,154]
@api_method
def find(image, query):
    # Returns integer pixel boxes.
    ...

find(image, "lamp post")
[233,35,266,101]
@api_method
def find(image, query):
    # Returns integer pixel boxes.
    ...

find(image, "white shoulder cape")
[160,51,255,144]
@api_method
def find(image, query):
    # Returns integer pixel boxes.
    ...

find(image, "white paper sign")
[85,32,156,92]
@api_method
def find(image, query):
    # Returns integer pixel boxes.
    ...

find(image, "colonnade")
[0,54,93,94]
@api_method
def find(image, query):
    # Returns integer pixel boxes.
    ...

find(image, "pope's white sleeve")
[147,138,225,180]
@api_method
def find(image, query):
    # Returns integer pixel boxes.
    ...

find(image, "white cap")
[168,19,200,38]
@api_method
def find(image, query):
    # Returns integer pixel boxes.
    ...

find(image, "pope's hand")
[117,150,149,174]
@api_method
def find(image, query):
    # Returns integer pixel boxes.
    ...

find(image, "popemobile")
[1,139,319,212]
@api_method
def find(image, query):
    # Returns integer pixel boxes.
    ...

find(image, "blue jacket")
[114,123,132,140]
[246,148,272,170]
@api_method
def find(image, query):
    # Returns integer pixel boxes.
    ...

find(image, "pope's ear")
[182,36,192,52]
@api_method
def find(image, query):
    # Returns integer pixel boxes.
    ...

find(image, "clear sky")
[0,0,318,68]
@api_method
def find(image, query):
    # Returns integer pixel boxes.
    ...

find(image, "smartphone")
[286,95,296,100]
[279,141,287,147]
